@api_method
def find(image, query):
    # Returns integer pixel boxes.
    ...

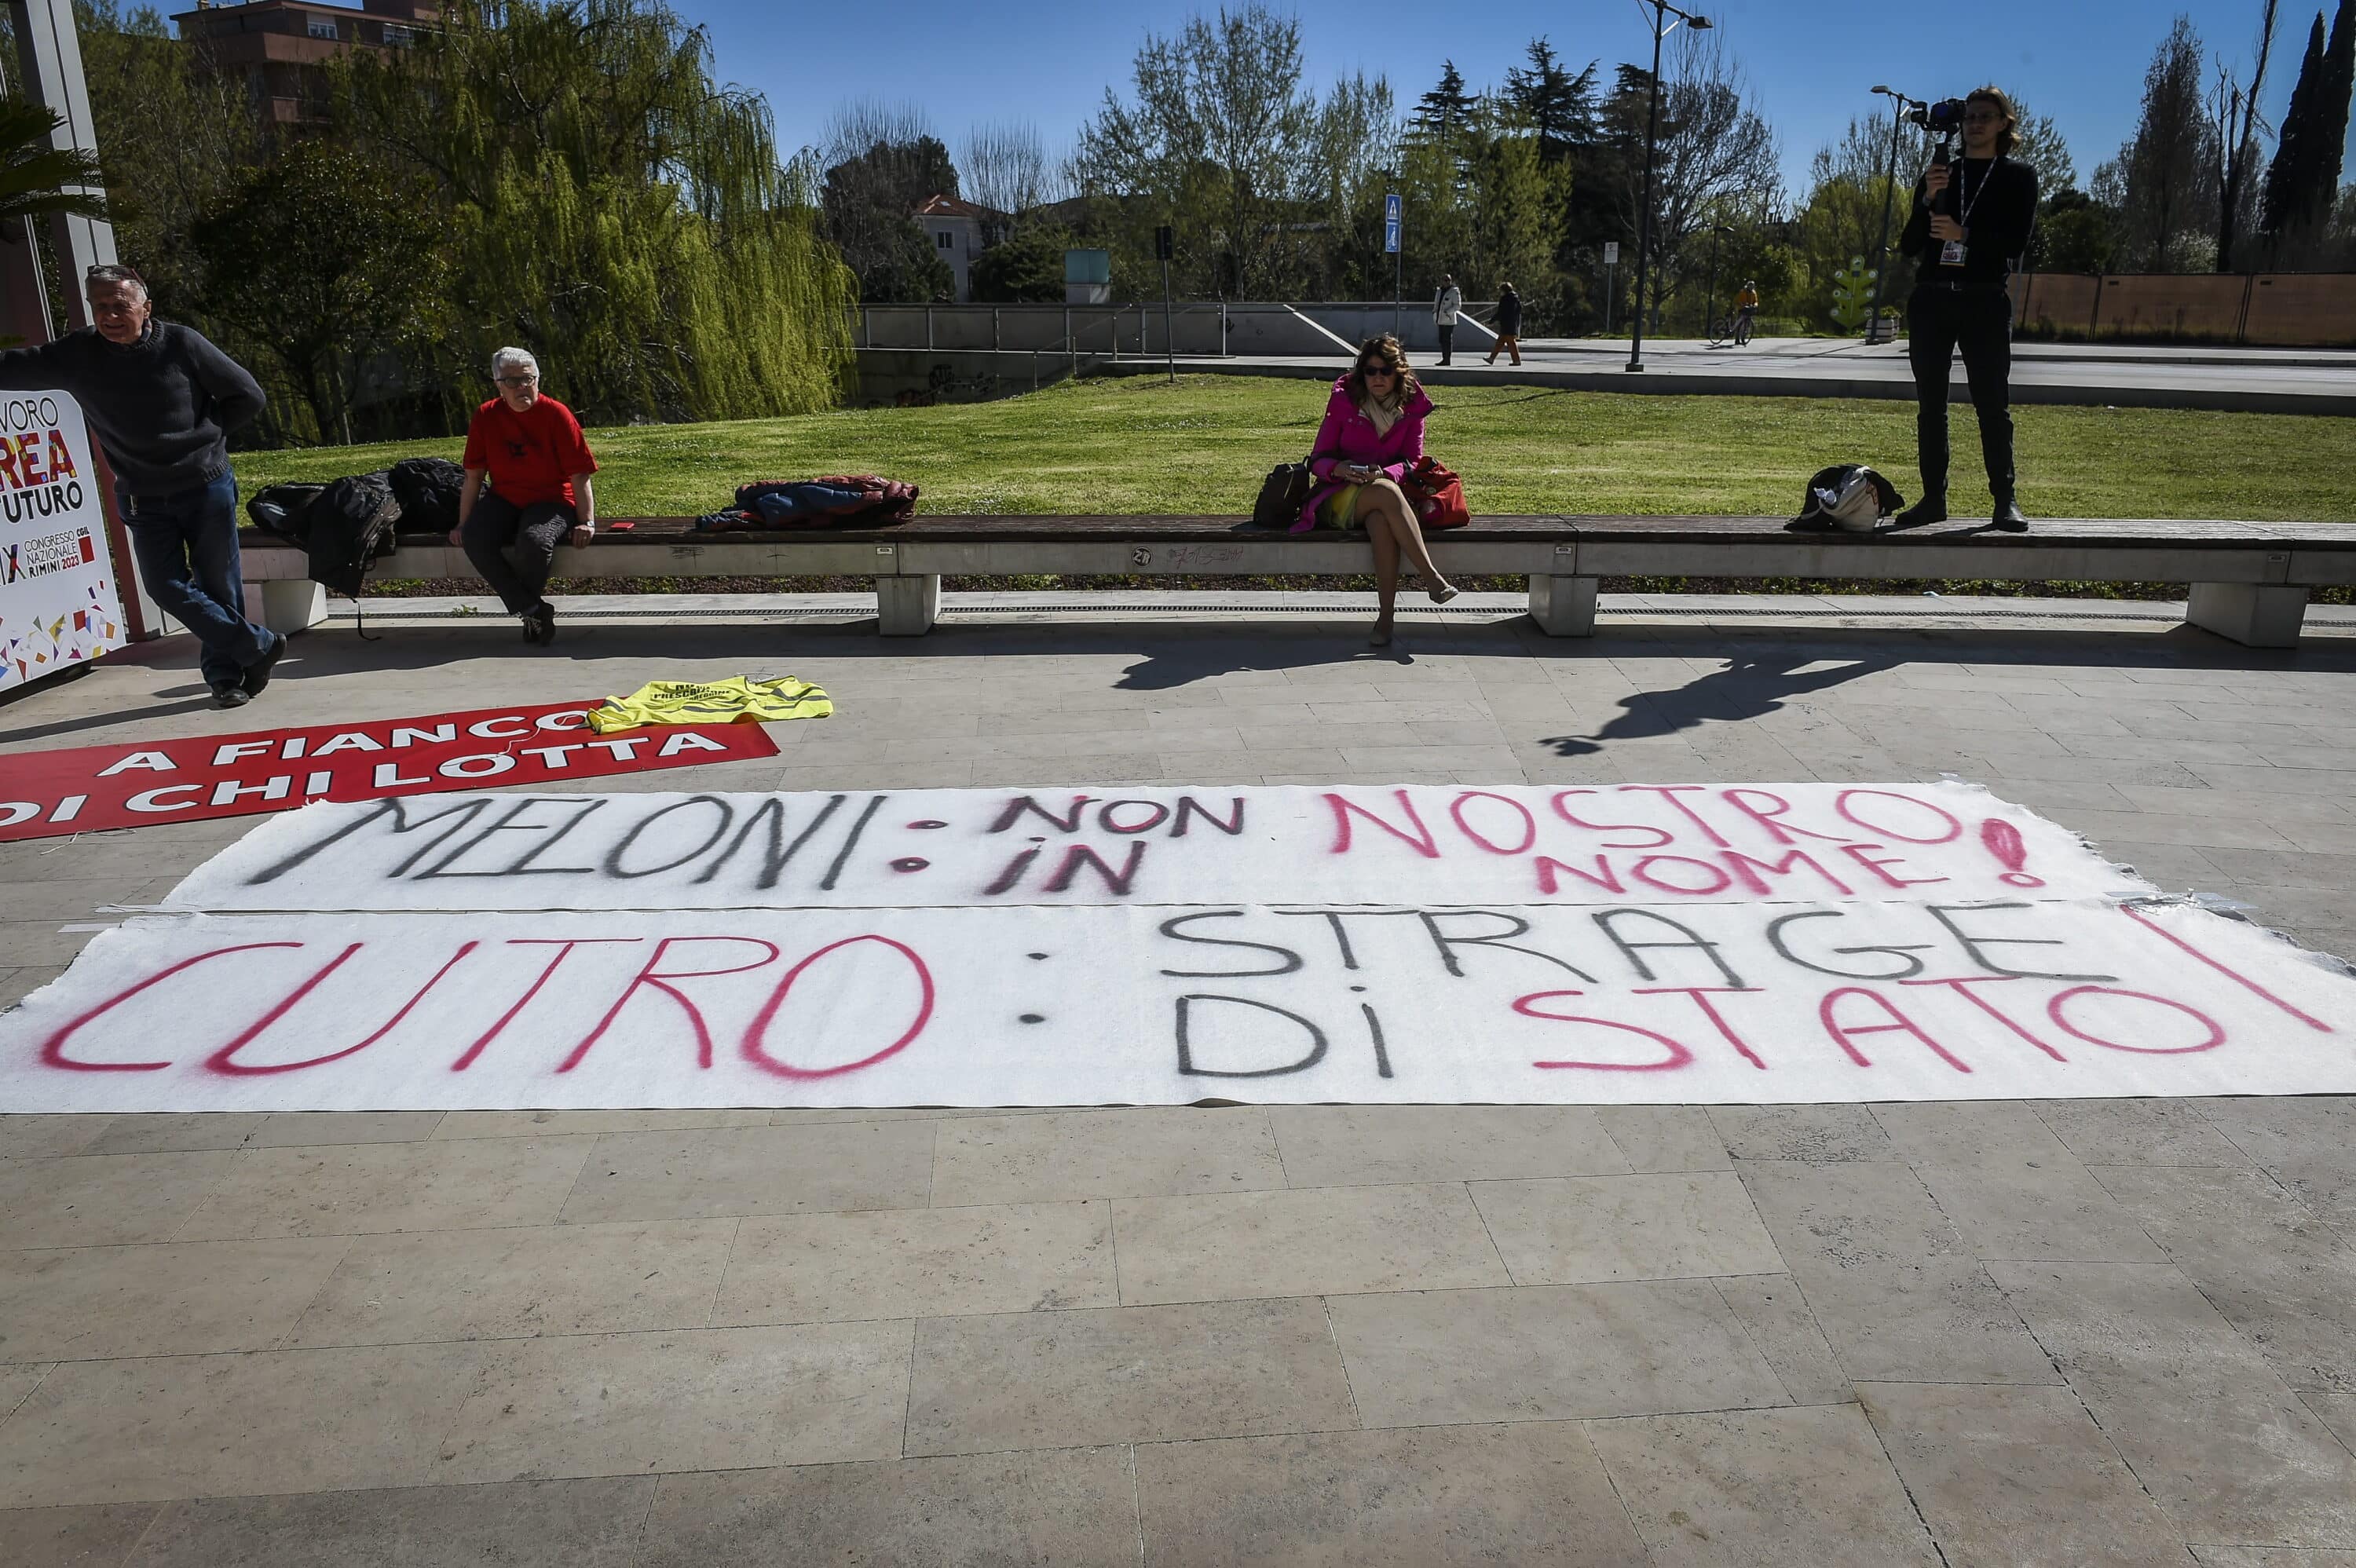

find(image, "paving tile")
[556,1120,935,1224]
[1266,1106,1630,1185]
[906,1296,1355,1455]
[0,1238,349,1363]
[1469,1171,1783,1285]
[929,1108,1286,1205]
[1714,1274,1852,1405]
[176,1136,595,1241]
[0,1358,51,1420]
[1991,1260,2356,1548]
[5,1502,159,1568]
[247,1113,447,1146]
[79,1114,269,1156]
[431,1109,777,1139]
[0,1117,115,1160]
[1326,1280,1787,1427]
[0,1341,495,1506]
[633,1450,1137,1566]
[712,1201,1114,1325]
[2188,1548,2356,1566]
[435,1321,913,1482]
[2033,1098,2255,1166]
[1871,1102,2169,1263]
[1111,1183,1508,1304]
[2092,1163,2356,1393]
[1858,1380,2195,1566]
[123,1477,653,1567]
[2196,1097,2356,1223]
[1597,1106,1732,1171]
[0,1153,236,1250]
[1738,1160,2058,1384]
[1586,1404,1940,1567]
[1134,1422,1648,1567]
[284,1219,734,1347]
[1709,1105,1893,1162]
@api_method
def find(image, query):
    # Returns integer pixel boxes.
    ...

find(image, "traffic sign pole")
[1385,192,1402,340]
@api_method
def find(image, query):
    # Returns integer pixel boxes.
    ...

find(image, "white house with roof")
[913,194,1004,302]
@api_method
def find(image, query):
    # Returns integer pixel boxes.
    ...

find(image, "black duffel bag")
[388,456,466,534]
[305,470,401,595]
[247,481,326,543]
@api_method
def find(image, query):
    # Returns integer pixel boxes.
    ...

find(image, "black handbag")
[1251,451,1326,529]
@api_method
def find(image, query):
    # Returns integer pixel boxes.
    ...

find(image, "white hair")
[491,346,539,378]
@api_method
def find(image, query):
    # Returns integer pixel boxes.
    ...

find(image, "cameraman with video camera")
[1895,86,2039,532]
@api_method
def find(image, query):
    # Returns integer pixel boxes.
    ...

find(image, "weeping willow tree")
[333,0,854,429]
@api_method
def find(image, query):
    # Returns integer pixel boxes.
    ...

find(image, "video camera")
[1905,98,1969,137]
[1905,98,1971,213]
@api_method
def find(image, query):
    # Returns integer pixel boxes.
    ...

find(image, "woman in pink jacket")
[1296,334,1459,645]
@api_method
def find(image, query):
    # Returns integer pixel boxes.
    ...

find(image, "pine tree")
[1504,38,1598,163]
[2263,0,2356,256]
[1409,61,1475,148]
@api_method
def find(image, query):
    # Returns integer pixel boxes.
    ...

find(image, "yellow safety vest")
[587,675,832,734]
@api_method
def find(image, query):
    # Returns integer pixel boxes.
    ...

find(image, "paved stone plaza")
[6,594,2356,1564]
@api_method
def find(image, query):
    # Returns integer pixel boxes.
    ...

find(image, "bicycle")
[1730,309,1755,347]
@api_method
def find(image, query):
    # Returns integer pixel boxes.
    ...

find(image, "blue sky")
[671,0,2347,198]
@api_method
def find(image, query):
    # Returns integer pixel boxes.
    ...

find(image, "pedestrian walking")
[1432,274,1462,364]
[1895,86,2039,532]
[0,264,283,708]
[1485,282,1524,365]
[452,348,600,645]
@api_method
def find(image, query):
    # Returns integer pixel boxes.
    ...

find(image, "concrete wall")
[2014,272,2356,345]
[856,302,1502,363]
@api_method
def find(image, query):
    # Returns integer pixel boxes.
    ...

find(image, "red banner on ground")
[0,701,781,842]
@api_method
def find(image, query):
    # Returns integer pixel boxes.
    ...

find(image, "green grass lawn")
[232,375,2356,523]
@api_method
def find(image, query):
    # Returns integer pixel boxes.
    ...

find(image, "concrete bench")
[237,514,2356,649]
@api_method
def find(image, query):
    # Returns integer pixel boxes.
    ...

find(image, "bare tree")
[2213,0,2281,270]
[818,99,939,173]
[960,120,1061,218]
[1625,30,1782,325]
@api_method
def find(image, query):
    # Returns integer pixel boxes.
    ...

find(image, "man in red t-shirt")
[453,346,600,645]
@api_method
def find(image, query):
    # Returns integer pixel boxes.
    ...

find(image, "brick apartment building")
[170,0,437,126]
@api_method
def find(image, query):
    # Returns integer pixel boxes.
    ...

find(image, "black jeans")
[462,492,578,615]
[1907,284,2015,503]
[1436,324,1456,362]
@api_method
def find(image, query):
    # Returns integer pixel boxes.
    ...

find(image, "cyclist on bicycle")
[1734,280,1760,344]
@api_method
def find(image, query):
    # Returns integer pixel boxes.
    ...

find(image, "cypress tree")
[331,0,854,430]
[2263,5,2356,251]
[2262,13,2325,237]
[2320,0,2356,203]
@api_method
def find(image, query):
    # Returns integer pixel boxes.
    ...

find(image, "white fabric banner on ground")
[2,898,2351,1110]
[162,780,2149,912]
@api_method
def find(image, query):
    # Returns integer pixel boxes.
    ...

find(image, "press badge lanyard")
[1941,157,1998,268]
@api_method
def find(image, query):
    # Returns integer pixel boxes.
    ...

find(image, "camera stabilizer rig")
[1907,98,1971,215]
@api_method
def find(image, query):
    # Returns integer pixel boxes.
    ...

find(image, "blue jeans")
[120,471,273,690]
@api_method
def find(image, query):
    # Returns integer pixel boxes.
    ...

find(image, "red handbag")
[1399,455,1470,528]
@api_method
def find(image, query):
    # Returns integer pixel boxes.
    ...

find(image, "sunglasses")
[1359,363,1396,375]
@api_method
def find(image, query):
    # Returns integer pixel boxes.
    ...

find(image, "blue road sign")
[1385,192,1400,254]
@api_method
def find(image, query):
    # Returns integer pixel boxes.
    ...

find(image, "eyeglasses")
[1359,364,1396,376]
[495,374,539,387]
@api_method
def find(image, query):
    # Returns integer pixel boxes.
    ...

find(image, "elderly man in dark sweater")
[1896,87,2040,532]
[0,265,284,706]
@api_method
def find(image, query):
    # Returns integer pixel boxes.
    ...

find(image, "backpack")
[1400,455,1470,529]
[1252,459,1319,528]
[386,456,466,535]
[305,470,401,595]
[1787,464,1904,533]
[247,481,326,543]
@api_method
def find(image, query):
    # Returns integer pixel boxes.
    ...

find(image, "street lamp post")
[1626,0,1711,373]
[1863,86,1919,346]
